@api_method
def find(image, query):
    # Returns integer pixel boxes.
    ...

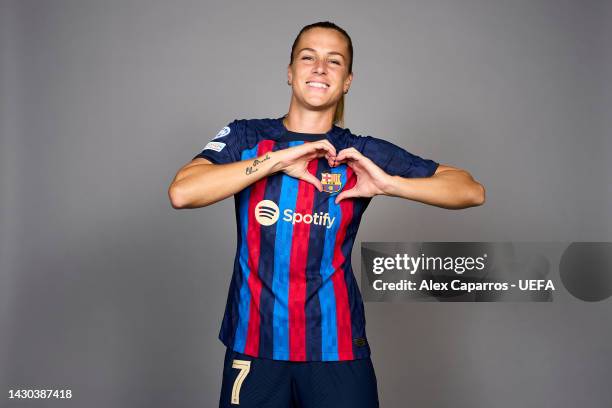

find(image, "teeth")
[307,82,328,88]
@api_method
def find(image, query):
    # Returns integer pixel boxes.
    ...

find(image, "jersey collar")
[273,116,344,143]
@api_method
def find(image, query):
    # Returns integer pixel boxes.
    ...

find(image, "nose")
[313,59,327,74]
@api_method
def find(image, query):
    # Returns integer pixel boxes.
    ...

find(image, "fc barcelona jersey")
[193,116,438,361]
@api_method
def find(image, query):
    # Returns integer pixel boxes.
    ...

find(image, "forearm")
[169,151,281,208]
[382,170,485,209]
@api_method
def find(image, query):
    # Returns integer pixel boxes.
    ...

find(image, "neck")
[283,98,336,133]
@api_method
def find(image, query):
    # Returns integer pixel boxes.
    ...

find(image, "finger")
[334,156,356,166]
[307,145,333,160]
[316,147,333,158]
[337,147,361,156]
[345,158,360,168]
[300,172,323,192]
[326,154,338,168]
[313,140,337,157]
[319,139,337,156]
[335,188,359,204]
[335,148,361,163]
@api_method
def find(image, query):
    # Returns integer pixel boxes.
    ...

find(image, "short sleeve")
[192,120,245,164]
[357,135,438,178]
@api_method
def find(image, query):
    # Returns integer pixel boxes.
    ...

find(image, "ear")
[344,72,354,91]
[287,64,293,84]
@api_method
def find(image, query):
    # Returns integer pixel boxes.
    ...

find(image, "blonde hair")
[334,94,346,128]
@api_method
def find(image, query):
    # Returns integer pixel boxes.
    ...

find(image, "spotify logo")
[254,200,280,226]
[254,200,336,229]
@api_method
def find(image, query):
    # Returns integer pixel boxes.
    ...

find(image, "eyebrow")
[297,47,346,60]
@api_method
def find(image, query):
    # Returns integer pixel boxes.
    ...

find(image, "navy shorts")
[219,347,379,408]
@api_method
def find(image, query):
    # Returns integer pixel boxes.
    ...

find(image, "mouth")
[306,81,330,89]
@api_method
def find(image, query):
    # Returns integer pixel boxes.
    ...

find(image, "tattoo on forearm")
[245,153,271,175]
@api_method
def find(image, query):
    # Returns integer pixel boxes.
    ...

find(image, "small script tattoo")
[245,153,271,175]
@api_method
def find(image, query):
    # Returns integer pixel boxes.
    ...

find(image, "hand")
[273,140,337,192]
[333,147,392,204]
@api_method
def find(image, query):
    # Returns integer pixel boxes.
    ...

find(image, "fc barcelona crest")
[321,172,342,193]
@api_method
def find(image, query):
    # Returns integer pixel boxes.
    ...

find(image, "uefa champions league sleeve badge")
[213,126,231,140]
[321,172,342,193]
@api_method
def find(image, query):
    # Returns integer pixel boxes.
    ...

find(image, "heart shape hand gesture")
[273,142,391,201]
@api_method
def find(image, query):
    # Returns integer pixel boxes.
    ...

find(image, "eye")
[330,60,341,65]
[301,56,314,61]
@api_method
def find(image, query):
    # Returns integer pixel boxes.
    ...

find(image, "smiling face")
[288,27,353,112]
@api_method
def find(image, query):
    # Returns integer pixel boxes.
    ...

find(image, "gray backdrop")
[1,0,611,407]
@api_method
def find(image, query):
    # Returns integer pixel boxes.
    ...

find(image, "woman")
[169,21,484,408]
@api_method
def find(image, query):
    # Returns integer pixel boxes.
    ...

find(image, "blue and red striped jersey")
[193,117,438,361]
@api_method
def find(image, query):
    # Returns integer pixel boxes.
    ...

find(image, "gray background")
[1,0,611,407]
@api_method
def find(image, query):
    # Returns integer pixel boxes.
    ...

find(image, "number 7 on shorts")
[231,359,251,405]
